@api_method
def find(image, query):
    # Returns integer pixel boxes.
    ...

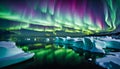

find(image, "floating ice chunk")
[65,38,74,45]
[82,37,105,54]
[96,52,120,69]
[109,52,120,57]
[90,46,105,54]
[95,36,120,49]
[0,41,34,68]
[95,40,106,48]
[0,41,16,48]
[0,47,24,59]
[82,37,93,51]
[104,40,120,49]
[72,40,84,49]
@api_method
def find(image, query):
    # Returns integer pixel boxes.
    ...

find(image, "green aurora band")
[0,0,120,35]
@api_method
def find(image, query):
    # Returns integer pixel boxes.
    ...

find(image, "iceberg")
[104,40,120,49]
[95,40,106,48]
[0,41,34,68]
[72,40,84,49]
[97,36,120,49]
[82,37,105,54]
[54,37,105,54]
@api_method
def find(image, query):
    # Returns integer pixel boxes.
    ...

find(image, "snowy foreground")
[54,36,120,69]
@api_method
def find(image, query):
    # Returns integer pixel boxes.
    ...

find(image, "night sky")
[0,0,120,35]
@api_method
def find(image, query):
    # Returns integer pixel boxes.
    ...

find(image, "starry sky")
[0,0,120,35]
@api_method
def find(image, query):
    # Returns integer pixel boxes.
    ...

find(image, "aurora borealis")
[0,0,120,35]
